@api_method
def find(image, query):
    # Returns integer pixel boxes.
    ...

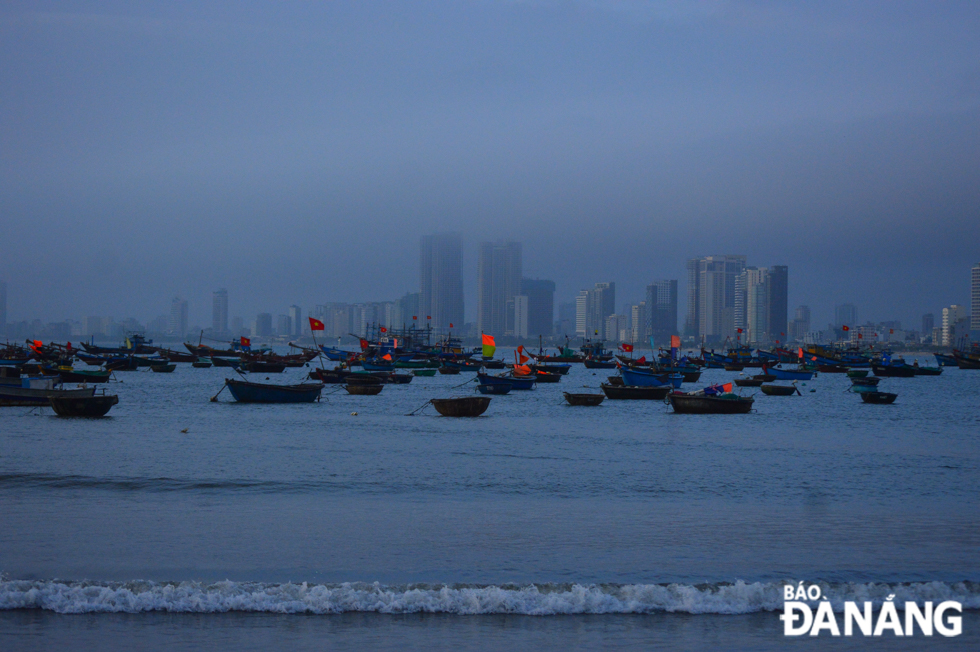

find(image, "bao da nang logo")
[781,583,962,637]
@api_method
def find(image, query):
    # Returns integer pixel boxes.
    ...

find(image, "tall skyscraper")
[169,297,189,336]
[591,282,616,339]
[575,291,589,337]
[520,278,555,337]
[767,265,788,342]
[254,312,273,337]
[645,280,678,346]
[477,241,522,335]
[692,255,746,344]
[288,305,302,337]
[0,280,6,336]
[741,267,769,344]
[835,303,857,328]
[942,305,968,346]
[684,259,699,338]
[790,305,811,341]
[276,314,292,337]
[420,233,464,330]
[922,313,934,335]
[213,289,229,334]
[972,263,980,334]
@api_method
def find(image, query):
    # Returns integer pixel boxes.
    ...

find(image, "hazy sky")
[2,1,978,330]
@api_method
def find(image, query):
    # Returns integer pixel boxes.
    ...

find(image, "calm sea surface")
[1,350,978,650]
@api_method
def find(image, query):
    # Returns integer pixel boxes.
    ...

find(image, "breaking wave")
[2,580,978,615]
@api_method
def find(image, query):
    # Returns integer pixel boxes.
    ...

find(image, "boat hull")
[478,373,534,390]
[668,393,754,414]
[225,379,322,403]
[600,384,670,400]
[765,367,814,381]
[620,368,683,388]
[50,394,119,417]
[477,383,512,395]
[860,391,897,404]
[0,385,97,407]
[430,396,491,417]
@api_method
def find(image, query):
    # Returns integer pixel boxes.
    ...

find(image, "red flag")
[240,336,251,347]
[670,335,681,348]
[449,323,454,328]
[309,317,325,331]
[812,356,817,361]
[413,316,417,320]
[722,383,733,393]
[858,333,863,339]
[736,328,743,334]
[620,343,634,353]
[842,325,850,332]
[359,338,369,350]
[798,347,804,359]
[482,334,495,346]
[427,316,431,320]
[889,329,894,334]
[636,355,646,364]
[380,327,387,333]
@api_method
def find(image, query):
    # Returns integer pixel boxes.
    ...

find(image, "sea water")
[1,353,978,650]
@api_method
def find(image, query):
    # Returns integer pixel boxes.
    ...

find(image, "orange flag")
[382,353,392,361]
[514,364,531,376]
[482,334,495,346]
[722,383,733,393]
[670,335,681,348]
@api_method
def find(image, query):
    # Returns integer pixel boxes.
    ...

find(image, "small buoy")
[350,411,358,416]
[180,428,188,433]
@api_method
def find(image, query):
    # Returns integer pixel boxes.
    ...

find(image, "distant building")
[420,233,464,330]
[972,263,980,335]
[83,316,104,337]
[288,305,302,337]
[574,282,616,339]
[575,291,589,337]
[630,302,646,343]
[169,297,188,337]
[790,305,811,342]
[557,301,576,336]
[520,279,555,338]
[213,289,229,335]
[276,315,292,337]
[254,312,273,337]
[941,305,968,347]
[922,313,935,336]
[505,295,529,339]
[393,292,421,329]
[645,280,678,347]
[835,303,857,328]
[690,255,746,344]
[477,241,522,336]
[604,314,628,342]
[767,265,788,342]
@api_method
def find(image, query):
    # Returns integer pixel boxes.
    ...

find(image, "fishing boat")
[157,349,197,363]
[412,368,437,377]
[752,373,777,382]
[620,367,684,389]
[860,391,897,404]
[583,358,617,369]
[763,365,814,381]
[564,393,605,406]
[733,378,764,387]
[344,373,383,385]
[0,379,97,407]
[667,391,754,414]
[816,364,849,373]
[600,383,670,400]
[846,369,869,378]
[210,357,242,368]
[344,383,384,395]
[430,396,491,417]
[872,363,916,378]
[529,363,572,375]
[657,367,701,383]
[531,371,562,383]
[50,393,119,417]
[437,365,461,375]
[934,353,958,367]
[150,363,176,373]
[104,357,139,372]
[956,356,980,370]
[723,363,744,372]
[224,378,323,403]
[760,384,800,396]
[912,365,942,376]
[361,360,396,372]
[477,372,534,390]
[849,377,881,393]
[57,368,111,383]
[191,360,213,368]
[477,383,512,395]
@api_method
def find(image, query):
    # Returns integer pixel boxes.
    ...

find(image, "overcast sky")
[2,1,978,330]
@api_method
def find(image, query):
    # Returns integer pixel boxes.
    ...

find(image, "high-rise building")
[692,255,746,344]
[630,303,646,343]
[645,280,678,346]
[0,280,6,336]
[684,259,699,338]
[420,233,464,330]
[477,241,522,335]
[394,292,421,328]
[740,267,769,344]
[505,295,529,338]
[972,263,980,334]
[942,305,968,346]
[520,279,555,337]
[767,265,788,342]
[577,282,617,339]
[288,305,302,337]
[790,305,811,341]
[575,291,589,337]
[835,303,857,328]
[168,297,188,336]
[922,313,935,335]
[212,289,229,334]
[254,312,273,337]
[276,315,292,337]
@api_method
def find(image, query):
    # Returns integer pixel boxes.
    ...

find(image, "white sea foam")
[1,580,978,615]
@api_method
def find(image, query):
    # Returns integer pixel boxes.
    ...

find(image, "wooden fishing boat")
[620,367,683,388]
[850,377,881,387]
[430,396,491,417]
[481,359,506,370]
[104,357,139,372]
[600,383,670,400]
[659,368,701,383]
[723,363,744,372]
[344,373,383,385]
[734,378,763,387]
[752,373,777,382]
[224,378,323,403]
[860,391,897,404]
[412,369,438,377]
[583,358,617,369]
[872,364,916,378]
[760,384,800,396]
[50,393,119,417]
[764,366,813,381]
[438,365,461,375]
[310,368,352,383]
[478,372,534,390]
[57,368,111,383]
[667,392,754,414]
[846,369,869,378]
[532,371,562,383]
[564,392,604,406]
[210,357,242,368]
[0,382,97,407]
[912,365,942,376]
[150,363,177,373]
[934,353,958,367]
[529,363,572,375]
[191,360,213,368]
[956,356,980,370]
[477,383,511,395]
[344,383,384,395]
[157,349,197,363]
[385,373,414,384]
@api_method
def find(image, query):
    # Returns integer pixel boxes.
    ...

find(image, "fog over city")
[2,1,978,329]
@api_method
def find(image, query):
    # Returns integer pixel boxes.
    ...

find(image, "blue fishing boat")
[934,353,957,367]
[764,365,814,381]
[361,360,396,372]
[477,383,512,395]
[224,379,323,403]
[620,367,684,388]
[319,346,351,361]
[477,372,535,390]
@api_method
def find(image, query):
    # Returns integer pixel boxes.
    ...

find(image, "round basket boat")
[430,396,491,417]
[760,384,799,396]
[50,394,119,417]
[564,392,605,406]
[345,383,384,395]
[860,391,897,404]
